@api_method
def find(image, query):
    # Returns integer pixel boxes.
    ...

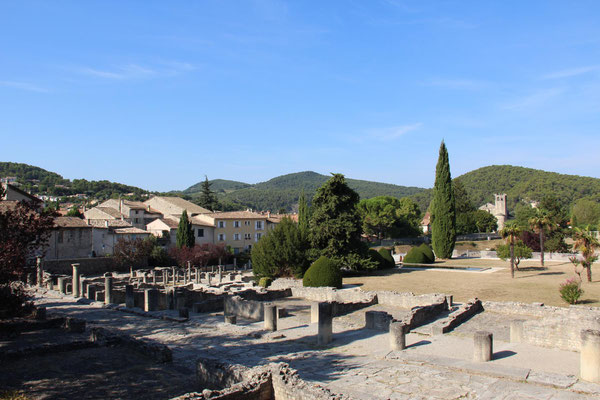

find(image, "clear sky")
[1,1,599,192]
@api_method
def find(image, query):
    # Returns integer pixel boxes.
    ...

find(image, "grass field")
[344,258,600,307]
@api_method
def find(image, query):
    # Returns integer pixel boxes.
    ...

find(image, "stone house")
[143,196,211,219]
[147,217,215,248]
[1,183,43,211]
[45,216,93,260]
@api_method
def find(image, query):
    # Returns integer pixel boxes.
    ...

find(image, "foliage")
[149,245,173,267]
[0,390,29,400]
[571,198,600,229]
[571,227,600,282]
[474,210,498,233]
[0,202,55,284]
[559,278,583,305]
[176,210,194,249]
[500,222,521,278]
[66,206,83,218]
[302,256,342,288]
[418,243,435,263]
[0,282,33,318]
[298,190,310,239]
[251,217,309,279]
[403,246,433,264]
[169,243,230,267]
[378,247,396,269]
[529,209,555,266]
[358,196,421,239]
[258,277,272,288]
[196,175,220,211]
[431,141,456,259]
[113,237,154,268]
[496,241,532,268]
[368,249,386,269]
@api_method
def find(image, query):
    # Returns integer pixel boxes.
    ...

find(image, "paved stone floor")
[22,289,600,399]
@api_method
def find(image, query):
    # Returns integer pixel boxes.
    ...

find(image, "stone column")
[194,268,200,284]
[130,266,134,279]
[207,273,212,287]
[104,273,113,305]
[151,269,156,284]
[311,302,319,323]
[218,270,222,284]
[125,284,135,308]
[317,302,333,345]
[473,331,493,362]
[57,277,67,294]
[390,322,407,350]
[172,267,176,284]
[510,320,525,343]
[144,288,158,312]
[264,304,277,331]
[86,285,96,300]
[581,329,600,382]
[445,295,453,310]
[72,263,81,297]
[36,257,44,287]
[142,272,148,284]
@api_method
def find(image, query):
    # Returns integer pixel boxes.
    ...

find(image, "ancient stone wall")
[43,257,120,275]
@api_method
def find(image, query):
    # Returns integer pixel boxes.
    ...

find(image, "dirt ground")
[344,259,600,307]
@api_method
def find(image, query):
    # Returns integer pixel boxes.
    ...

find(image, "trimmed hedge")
[368,249,385,269]
[378,248,395,269]
[418,243,435,263]
[303,256,342,288]
[403,246,434,264]
[258,277,272,288]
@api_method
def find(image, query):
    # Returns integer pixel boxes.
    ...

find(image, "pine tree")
[298,190,310,238]
[176,210,194,248]
[431,141,456,259]
[198,175,219,211]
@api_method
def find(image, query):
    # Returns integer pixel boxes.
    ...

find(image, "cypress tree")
[198,175,219,211]
[176,210,194,248]
[431,141,456,259]
[298,190,310,238]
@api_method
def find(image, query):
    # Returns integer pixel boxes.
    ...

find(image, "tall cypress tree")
[176,210,194,248]
[431,141,456,259]
[298,190,310,238]
[198,175,219,211]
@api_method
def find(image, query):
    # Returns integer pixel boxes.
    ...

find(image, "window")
[255,233,262,242]
[218,221,225,228]
[234,220,240,228]
[234,233,240,240]
[197,229,204,238]
[255,221,263,230]
[135,210,139,214]
[218,233,225,241]
[244,221,250,226]
[244,233,251,240]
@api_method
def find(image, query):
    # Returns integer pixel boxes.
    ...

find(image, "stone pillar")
[144,288,158,312]
[72,263,81,297]
[125,284,135,308]
[194,268,200,284]
[218,270,222,284]
[57,277,67,294]
[581,329,600,382]
[130,266,134,279]
[47,277,54,290]
[36,257,44,287]
[207,273,212,287]
[473,331,493,362]
[311,302,319,323]
[162,270,167,286]
[225,315,237,324]
[142,272,148,284]
[389,322,407,350]
[104,273,113,305]
[86,285,96,300]
[510,320,525,343]
[445,295,453,310]
[317,302,333,345]
[172,267,176,284]
[264,304,277,331]
[152,269,156,284]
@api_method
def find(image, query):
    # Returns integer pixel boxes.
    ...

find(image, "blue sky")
[1,1,600,191]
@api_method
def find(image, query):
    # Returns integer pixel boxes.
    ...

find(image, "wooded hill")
[183,171,426,212]
[409,165,600,213]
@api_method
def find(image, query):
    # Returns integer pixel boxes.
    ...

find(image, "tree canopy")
[197,175,220,211]
[357,196,421,239]
[431,141,456,259]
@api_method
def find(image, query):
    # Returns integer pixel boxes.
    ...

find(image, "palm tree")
[500,222,521,278]
[572,227,600,282]
[529,209,553,267]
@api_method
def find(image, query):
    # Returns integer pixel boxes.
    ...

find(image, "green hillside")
[185,171,426,212]
[409,165,600,213]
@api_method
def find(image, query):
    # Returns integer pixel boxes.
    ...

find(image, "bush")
[368,249,385,269]
[559,278,583,304]
[377,248,395,269]
[418,244,435,263]
[403,246,431,264]
[303,256,342,288]
[258,277,272,288]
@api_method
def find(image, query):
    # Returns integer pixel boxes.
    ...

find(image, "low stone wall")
[401,299,448,331]
[483,301,600,351]
[431,299,483,334]
[42,257,120,275]
[90,326,172,363]
[224,296,265,321]
[374,291,446,309]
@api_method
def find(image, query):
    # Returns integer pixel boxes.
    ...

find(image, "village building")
[479,193,508,231]
[45,216,93,260]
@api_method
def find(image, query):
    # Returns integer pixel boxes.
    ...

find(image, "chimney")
[119,199,123,214]
[105,220,109,228]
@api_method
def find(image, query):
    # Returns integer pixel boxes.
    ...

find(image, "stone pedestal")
[473,331,493,362]
[36,257,44,288]
[311,302,319,323]
[104,273,113,305]
[57,277,67,294]
[264,304,277,331]
[86,285,96,300]
[365,311,392,331]
[390,322,407,350]
[510,320,525,343]
[317,302,333,345]
[125,284,135,308]
[72,263,81,297]
[145,289,159,312]
[445,295,453,310]
[581,329,600,382]
[225,315,237,324]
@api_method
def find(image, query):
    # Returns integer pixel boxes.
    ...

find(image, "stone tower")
[493,194,508,230]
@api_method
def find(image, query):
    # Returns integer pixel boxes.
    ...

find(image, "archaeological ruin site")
[2,260,600,399]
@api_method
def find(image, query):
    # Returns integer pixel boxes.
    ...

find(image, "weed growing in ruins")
[559,278,583,305]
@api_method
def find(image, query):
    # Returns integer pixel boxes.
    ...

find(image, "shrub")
[403,246,431,264]
[368,249,385,269]
[258,277,272,288]
[559,278,583,305]
[377,248,395,269]
[418,244,435,263]
[303,256,342,288]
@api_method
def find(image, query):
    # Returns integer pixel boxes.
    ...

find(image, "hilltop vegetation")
[409,165,600,214]
[184,171,426,212]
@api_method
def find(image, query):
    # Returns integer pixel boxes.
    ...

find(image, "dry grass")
[344,259,600,307]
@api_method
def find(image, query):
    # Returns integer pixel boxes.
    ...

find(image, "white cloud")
[0,80,48,93]
[542,65,599,80]
[368,123,423,141]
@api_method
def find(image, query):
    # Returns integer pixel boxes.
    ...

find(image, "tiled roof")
[53,216,90,228]
[421,212,431,225]
[207,211,267,220]
[160,218,180,229]
[191,216,216,227]
[149,196,211,214]
[113,227,150,234]
[95,206,123,218]
[87,219,132,228]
